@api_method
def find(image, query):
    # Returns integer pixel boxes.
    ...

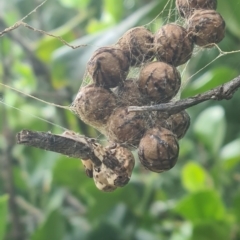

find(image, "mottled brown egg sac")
[151,110,190,139]
[93,167,117,192]
[71,84,117,132]
[187,9,225,47]
[117,27,155,66]
[114,78,150,106]
[110,144,135,184]
[87,46,130,88]
[176,0,217,18]
[166,110,190,139]
[150,111,172,130]
[93,144,135,192]
[154,24,194,66]
[138,62,181,103]
[81,159,93,178]
[138,128,179,173]
[106,107,148,148]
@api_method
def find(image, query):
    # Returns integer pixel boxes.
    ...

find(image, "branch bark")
[128,74,240,114]
[16,130,102,166]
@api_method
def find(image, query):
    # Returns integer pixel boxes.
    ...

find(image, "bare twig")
[128,74,240,114]
[0,0,47,37]
[0,0,87,49]
[16,130,102,166]
[21,22,87,49]
[0,21,87,49]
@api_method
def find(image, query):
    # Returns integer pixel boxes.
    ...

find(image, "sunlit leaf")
[59,0,90,9]
[87,19,113,33]
[104,0,123,22]
[181,162,208,192]
[175,190,225,222]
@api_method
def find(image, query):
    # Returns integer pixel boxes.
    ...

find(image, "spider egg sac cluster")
[70,0,226,191]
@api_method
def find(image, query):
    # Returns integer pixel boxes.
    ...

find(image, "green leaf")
[104,0,123,22]
[31,210,65,240]
[0,195,8,240]
[35,13,88,62]
[233,192,240,222]
[59,0,90,8]
[218,1,240,38]
[193,106,226,155]
[85,183,140,220]
[181,162,208,192]
[190,221,230,240]
[87,221,122,240]
[135,229,160,240]
[179,138,195,159]
[175,190,225,222]
[220,139,240,170]
[53,157,87,192]
[182,67,237,97]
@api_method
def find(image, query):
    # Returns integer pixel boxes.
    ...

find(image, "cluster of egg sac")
[177,0,225,47]
[71,0,225,186]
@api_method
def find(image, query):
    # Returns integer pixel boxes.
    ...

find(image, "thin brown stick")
[128,74,240,114]
[0,21,87,49]
[21,22,87,49]
[16,130,102,166]
[0,0,47,37]
[0,0,87,49]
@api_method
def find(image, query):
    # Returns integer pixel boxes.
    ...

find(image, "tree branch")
[128,74,240,114]
[17,75,240,159]
[16,130,102,166]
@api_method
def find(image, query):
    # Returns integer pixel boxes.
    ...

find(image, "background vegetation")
[1,0,240,239]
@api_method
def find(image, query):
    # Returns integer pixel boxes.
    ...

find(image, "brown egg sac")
[138,61,181,103]
[87,46,130,88]
[166,110,190,139]
[81,159,93,178]
[106,107,148,148]
[93,144,135,192]
[151,110,190,139]
[176,0,217,18]
[187,9,225,47]
[117,27,155,66]
[114,78,150,106]
[138,128,179,173]
[154,24,194,66]
[150,111,172,130]
[71,84,117,132]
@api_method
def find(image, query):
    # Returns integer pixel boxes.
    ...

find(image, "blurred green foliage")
[0,0,240,240]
